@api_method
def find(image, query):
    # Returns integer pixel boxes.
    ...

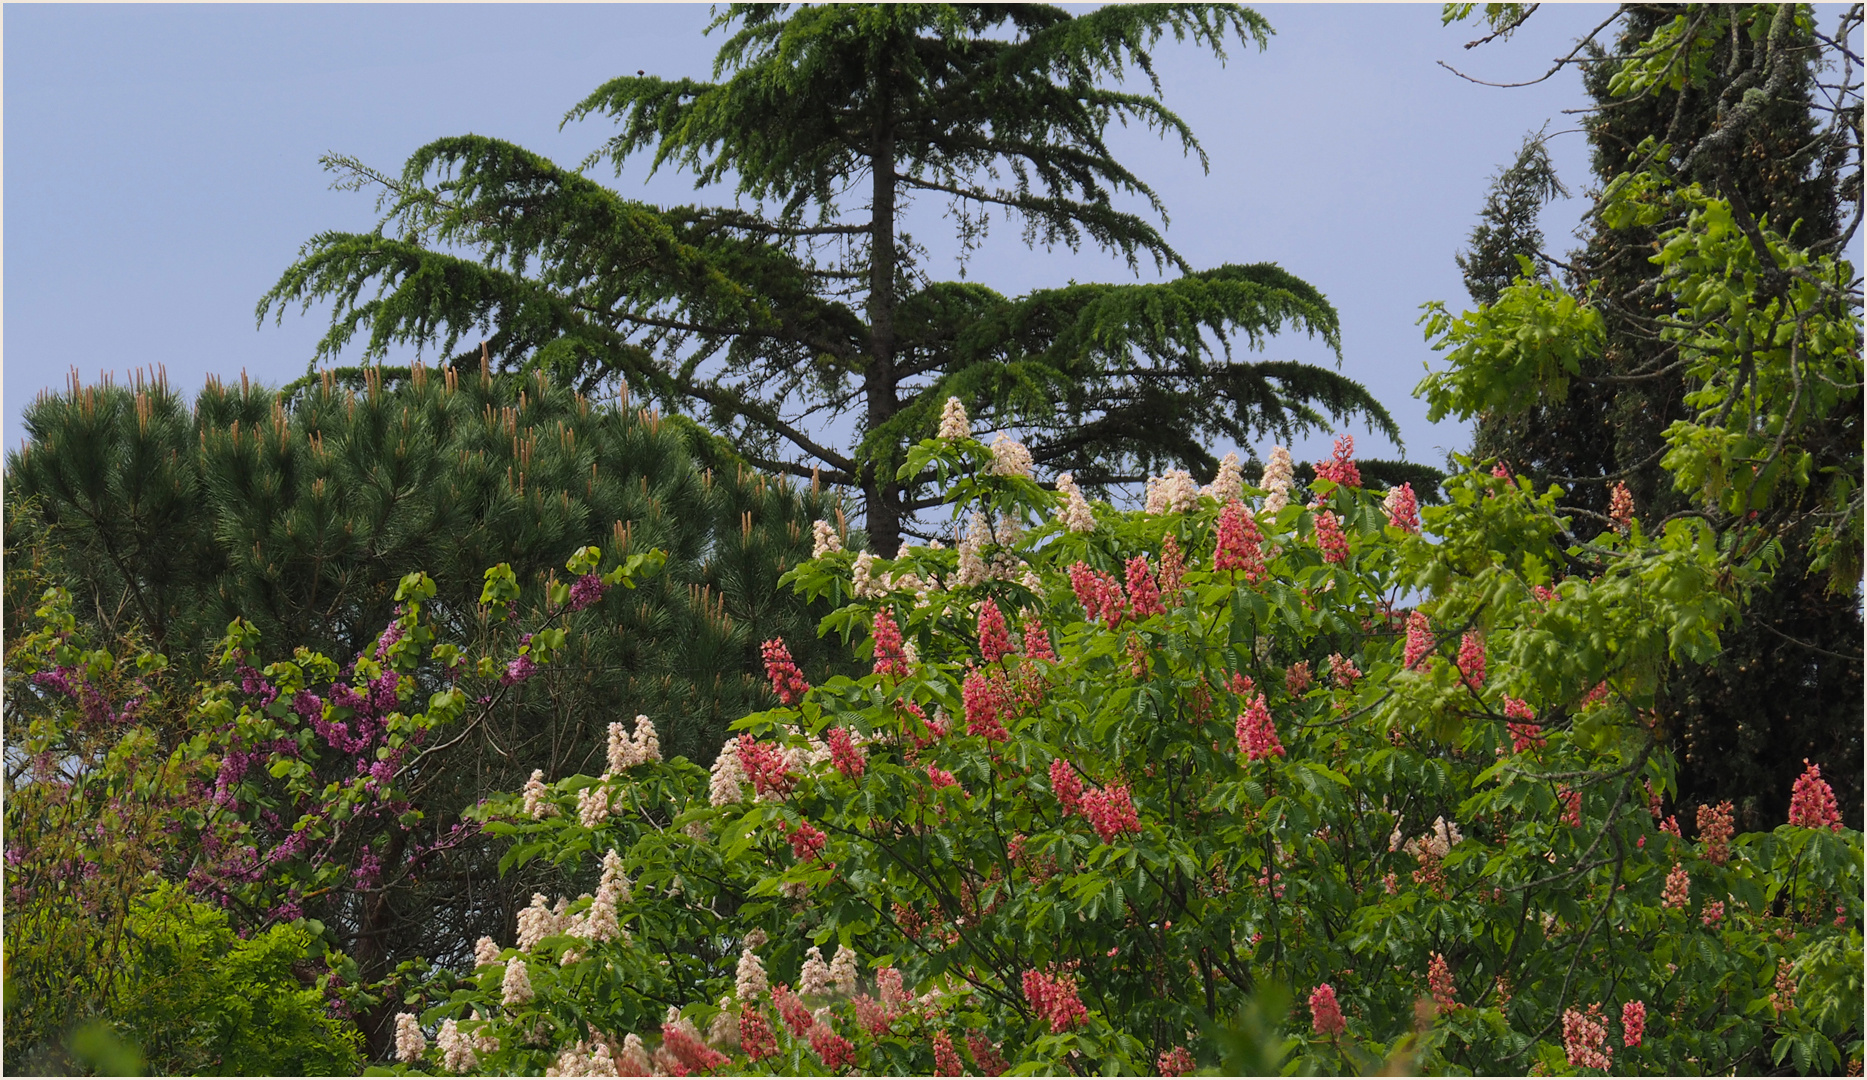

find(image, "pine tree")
[4,361,854,1023]
[258,4,1411,555]
[1450,3,1862,829]
[8,364,846,741]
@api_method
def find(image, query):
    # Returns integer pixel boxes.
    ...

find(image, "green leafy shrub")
[109,882,363,1076]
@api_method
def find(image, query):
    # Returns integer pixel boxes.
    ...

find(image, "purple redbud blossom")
[292,690,323,722]
[374,619,406,661]
[352,848,383,890]
[502,654,536,686]
[213,742,265,808]
[568,573,606,611]
[327,683,366,712]
[369,672,400,714]
[238,665,280,707]
[31,666,77,697]
[315,718,366,755]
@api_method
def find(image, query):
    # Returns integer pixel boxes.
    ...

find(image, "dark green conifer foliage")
[1457,131,1569,308]
[259,4,1408,554]
[1456,4,1861,829]
[5,362,852,1001]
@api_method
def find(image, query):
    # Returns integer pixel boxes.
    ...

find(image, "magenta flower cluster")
[872,609,910,678]
[977,599,1014,663]
[1124,556,1165,618]
[1788,760,1842,830]
[1213,500,1265,580]
[1068,562,1127,626]
[1313,510,1350,565]
[761,638,811,704]
[566,572,606,612]
[1403,611,1434,670]
[1235,694,1285,761]
[1308,983,1345,1037]
[1080,784,1140,844]
[1021,968,1087,1032]
[962,669,1010,742]
[786,819,827,861]
[736,734,795,800]
[1313,434,1361,488]
[1050,758,1084,816]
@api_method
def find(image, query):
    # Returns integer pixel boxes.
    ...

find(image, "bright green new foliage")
[1433,1,1862,837]
[110,882,364,1076]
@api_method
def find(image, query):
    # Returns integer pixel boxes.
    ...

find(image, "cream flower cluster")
[990,432,1033,477]
[736,944,770,1001]
[1055,472,1096,532]
[522,769,556,820]
[517,893,569,950]
[829,943,859,996]
[394,1012,427,1064]
[547,1036,619,1077]
[1143,469,1198,514]
[502,957,535,1007]
[1201,452,1245,503]
[436,1018,478,1074]
[709,740,748,806]
[1259,447,1294,514]
[851,551,881,599]
[955,511,991,588]
[581,849,630,944]
[811,519,843,558]
[607,715,661,773]
[576,785,612,828]
[989,513,1026,580]
[938,396,970,439]
[799,945,833,996]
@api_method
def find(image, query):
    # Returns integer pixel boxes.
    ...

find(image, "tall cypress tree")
[1457,130,1569,309]
[259,4,1412,556]
[1452,3,1862,829]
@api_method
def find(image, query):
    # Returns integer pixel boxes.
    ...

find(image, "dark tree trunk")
[864,111,902,557]
[350,829,406,1062]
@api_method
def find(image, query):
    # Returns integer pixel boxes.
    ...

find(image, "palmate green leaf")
[1417,279,1605,425]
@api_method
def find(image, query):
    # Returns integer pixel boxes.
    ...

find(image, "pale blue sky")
[4,3,1799,475]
